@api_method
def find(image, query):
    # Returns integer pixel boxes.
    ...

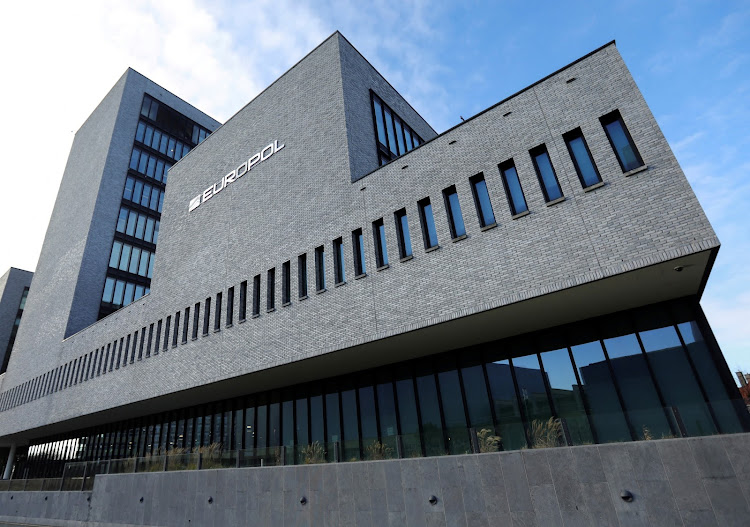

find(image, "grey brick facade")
[0,32,722,451]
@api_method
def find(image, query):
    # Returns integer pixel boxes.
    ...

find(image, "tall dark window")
[202,297,211,336]
[298,254,308,298]
[239,281,247,321]
[226,287,234,326]
[281,261,290,305]
[600,110,644,172]
[394,209,412,259]
[498,160,528,216]
[333,238,346,284]
[214,293,222,332]
[182,307,190,343]
[371,92,423,165]
[469,174,496,228]
[564,128,602,188]
[252,275,261,316]
[352,229,366,276]
[530,145,563,202]
[192,303,200,340]
[372,219,389,268]
[315,246,326,291]
[266,268,275,311]
[418,198,438,249]
[442,186,466,238]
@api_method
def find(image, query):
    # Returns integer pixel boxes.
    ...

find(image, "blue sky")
[1,1,748,377]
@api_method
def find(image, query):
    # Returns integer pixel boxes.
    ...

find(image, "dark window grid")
[394,209,413,259]
[239,281,248,321]
[372,220,389,268]
[529,145,564,203]
[281,262,291,305]
[370,91,423,166]
[182,307,190,343]
[192,303,201,340]
[214,293,222,331]
[333,239,345,284]
[498,160,528,216]
[563,128,602,188]
[469,173,497,228]
[442,186,467,239]
[252,275,261,316]
[139,94,205,147]
[134,122,194,158]
[267,269,276,311]
[128,146,173,183]
[226,287,235,326]
[600,110,644,173]
[162,317,170,352]
[203,297,211,335]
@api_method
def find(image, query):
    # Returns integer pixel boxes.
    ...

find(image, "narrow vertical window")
[182,307,190,343]
[214,292,222,331]
[146,324,154,357]
[498,159,528,216]
[239,280,247,321]
[418,198,439,249]
[281,261,291,305]
[372,219,389,268]
[315,246,326,291]
[600,110,644,172]
[469,173,496,227]
[203,298,211,335]
[252,275,261,316]
[154,321,162,355]
[163,316,171,351]
[298,254,308,298]
[442,186,466,238]
[352,228,366,276]
[173,311,180,347]
[394,209,413,259]
[564,128,601,188]
[192,303,200,339]
[333,238,346,284]
[530,145,563,202]
[226,287,234,326]
[267,268,276,312]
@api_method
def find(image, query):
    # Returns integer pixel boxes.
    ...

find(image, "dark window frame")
[600,110,644,173]
[315,246,326,292]
[563,128,602,188]
[333,238,346,284]
[442,185,467,239]
[529,144,564,203]
[372,219,389,268]
[352,229,366,276]
[469,173,496,228]
[394,208,413,259]
[498,159,528,216]
[417,197,439,250]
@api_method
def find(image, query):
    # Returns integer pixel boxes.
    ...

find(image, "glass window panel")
[436,365,470,455]
[141,98,150,117]
[533,150,563,202]
[146,156,156,178]
[123,177,135,201]
[444,188,466,238]
[153,221,160,245]
[373,97,387,146]
[640,326,716,436]
[148,100,158,120]
[109,242,122,268]
[137,152,148,174]
[128,247,141,274]
[460,364,493,430]
[112,280,125,306]
[140,184,151,207]
[132,180,143,204]
[384,107,398,156]
[374,221,388,267]
[134,285,144,300]
[123,282,135,306]
[129,149,140,170]
[144,126,153,146]
[396,211,412,258]
[119,244,131,271]
[471,176,496,227]
[419,200,438,248]
[602,334,672,439]
[244,406,255,450]
[416,369,445,456]
[135,215,146,239]
[159,135,168,154]
[125,211,137,236]
[155,160,165,182]
[158,191,164,212]
[138,250,149,276]
[325,389,341,443]
[395,373,422,457]
[116,208,128,233]
[255,404,267,449]
[144,218,155,243]
[394,116,406,155]
[512,354,559,448]
[604,118,642,171]
[102,277,115,303]
[359,384,378,446]
[539,348,593,445]
[151,130,161,151]
[282,398,294,462]
[485,357,527,450]
[341,387,360,461]
[167,138,176,159]
[269,400,280,447]
[570,340,631,442]
[500,164,528,215]
[147,253,155,278]
[404,127,414,151]
[149,188,159,210]
[567,134,601,187]
[377,381,398,438]
[136,122,146,143]
[192,126,199,144]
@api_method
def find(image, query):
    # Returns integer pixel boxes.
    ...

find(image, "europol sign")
[189,140,285,212]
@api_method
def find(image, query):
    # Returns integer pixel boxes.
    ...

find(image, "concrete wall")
[1,433,749,526]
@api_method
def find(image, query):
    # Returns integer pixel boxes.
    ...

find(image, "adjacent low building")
[0,32,748,525]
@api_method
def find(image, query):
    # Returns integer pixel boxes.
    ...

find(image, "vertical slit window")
[315,246,326,291]
[173,312,180,347]
[203,298,211,336]
[499,160,528,215]
[333,238,346,284]
[442,186,466,238]
[182,307,190,343]
[530,145,563,202]
[226,287,234,326]
[281,262,290,305]
[600,110,644,172]
[252,275,261,316]
[394,209,412,258]
[192,304,200,340]
[214,293,222,331]
[564,128,601,188]
[352,229,366,276]
[372,219,389,267]
[469,173,496,227]
[418,198,439,249]
[267,269,276,311]
[163,316,171,351]
[298,254,308,298]
[239,280,247,321]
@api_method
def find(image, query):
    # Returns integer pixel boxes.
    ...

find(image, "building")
[0,32,749,525]
[0,268,33,375]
